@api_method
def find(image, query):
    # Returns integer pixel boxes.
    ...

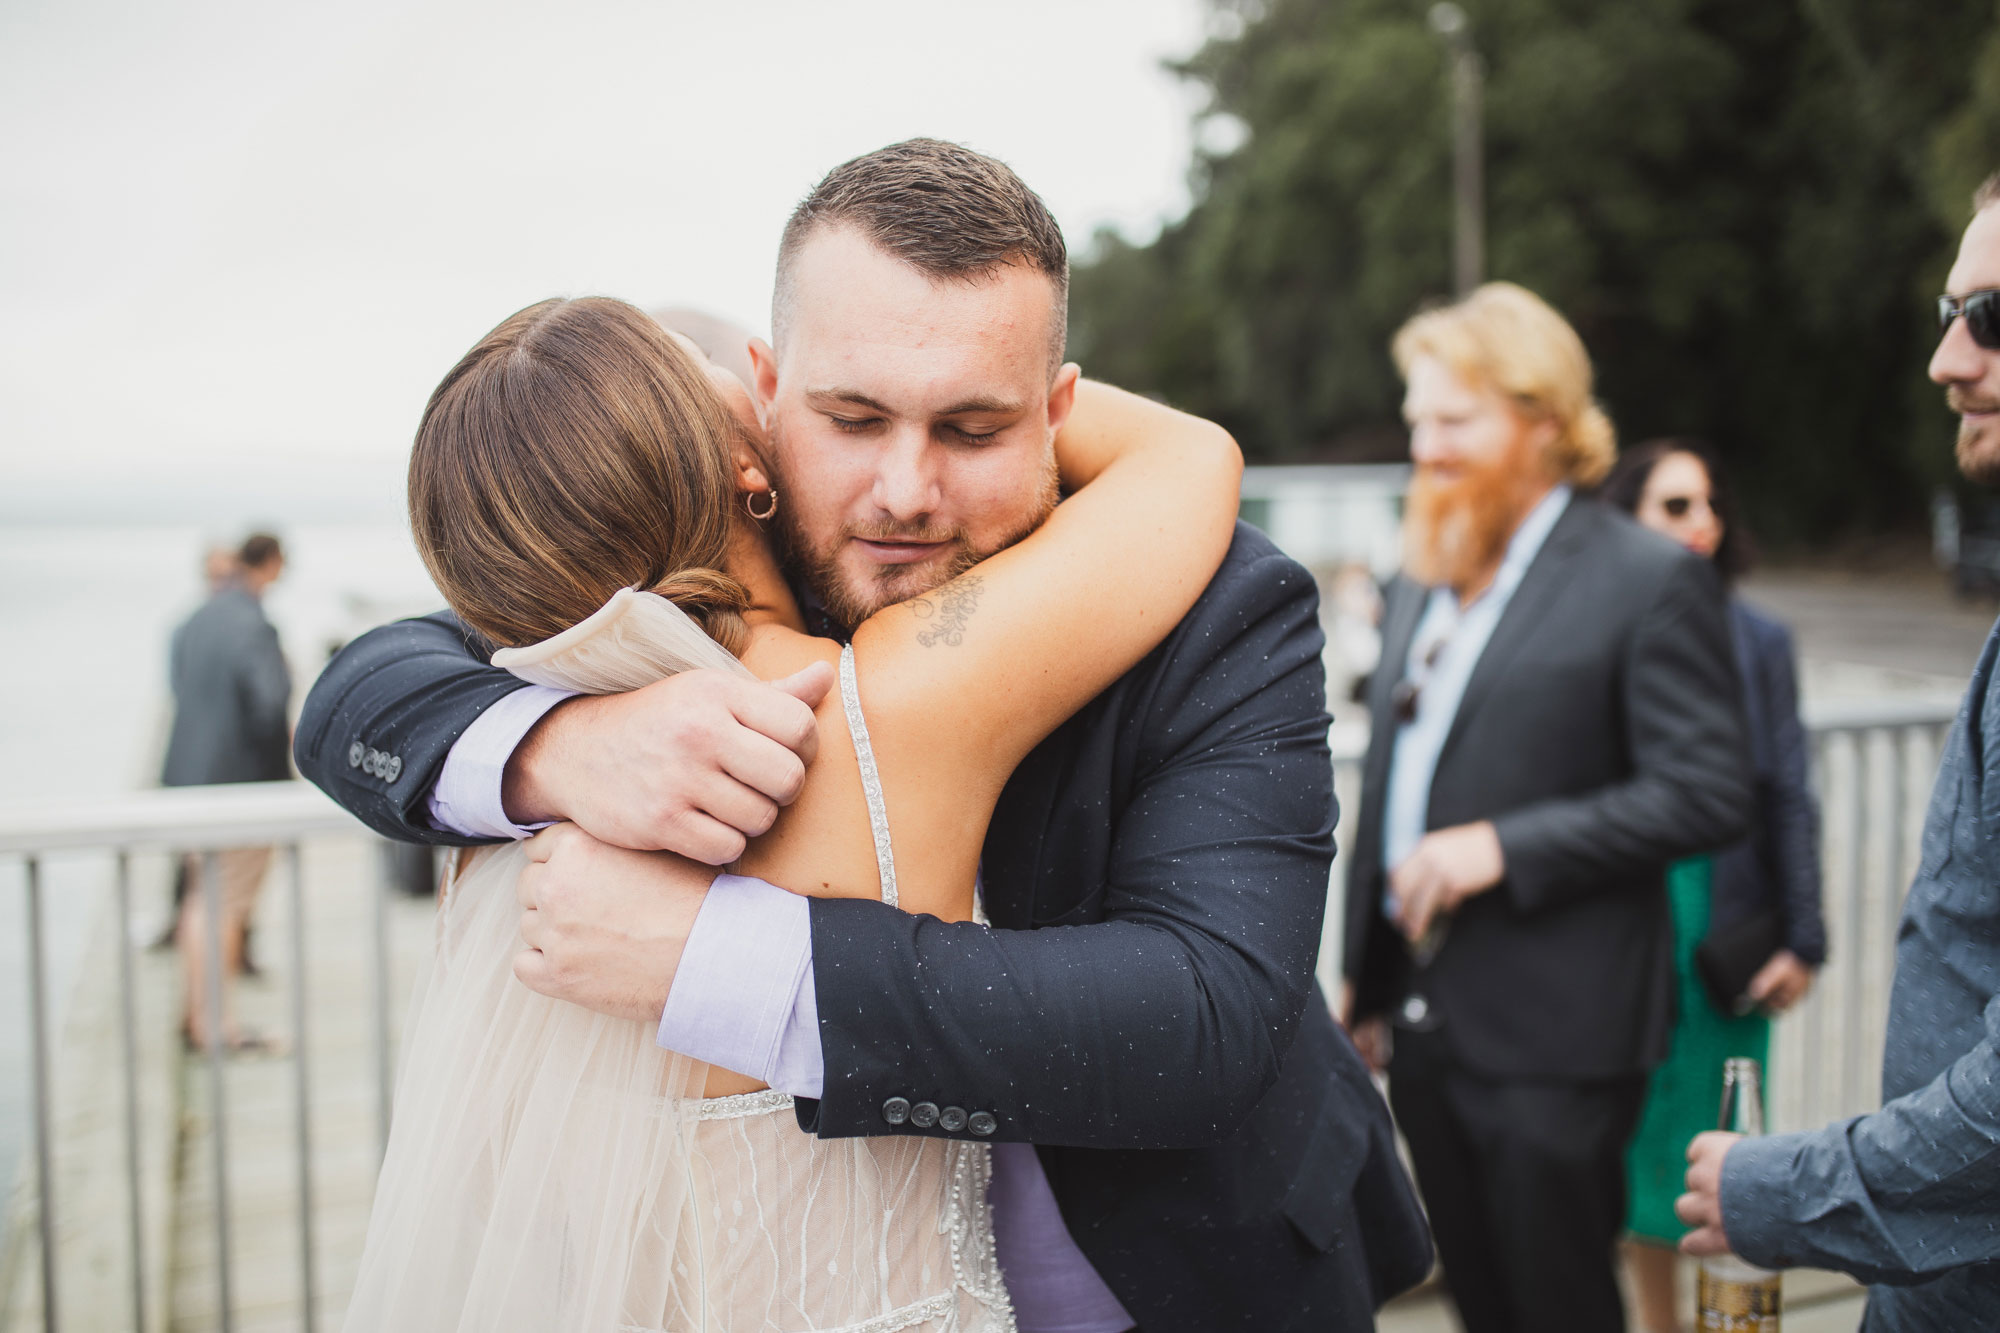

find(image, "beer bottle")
[1696,1057,1782,1332]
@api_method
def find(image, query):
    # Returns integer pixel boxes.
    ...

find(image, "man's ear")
[748,337,779,426]
[1045,362,1082,438]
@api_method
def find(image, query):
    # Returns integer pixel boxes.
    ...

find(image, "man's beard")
[765,436,1060,632]
[1403,447,1545,592]
[1950,385,2000,487]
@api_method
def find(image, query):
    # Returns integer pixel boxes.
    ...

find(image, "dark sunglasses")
[1939,289,2000,349]
[1392,632,1451,725]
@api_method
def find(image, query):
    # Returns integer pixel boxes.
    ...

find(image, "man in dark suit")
[1340,285,1750,1333]
[165,531,292,1049]
[295,141,1428,1330]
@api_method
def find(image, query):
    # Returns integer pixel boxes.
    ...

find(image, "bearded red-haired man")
[1341,282,1752,1333]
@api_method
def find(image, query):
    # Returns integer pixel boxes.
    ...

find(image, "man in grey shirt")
[1676,176,2000,1328]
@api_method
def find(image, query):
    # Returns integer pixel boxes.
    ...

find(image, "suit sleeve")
[1760,620,1828,965]
[1721,993,2000,1284]
[293,610,530,845]
[1490,553,1753,915]
[799,551,1335,1149]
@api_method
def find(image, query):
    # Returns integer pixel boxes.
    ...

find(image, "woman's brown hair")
[408,296,749,650]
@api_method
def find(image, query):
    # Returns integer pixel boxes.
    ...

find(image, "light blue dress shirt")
[1382,485,1573,884]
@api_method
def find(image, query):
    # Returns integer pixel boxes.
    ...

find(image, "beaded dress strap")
[837,644,899,909]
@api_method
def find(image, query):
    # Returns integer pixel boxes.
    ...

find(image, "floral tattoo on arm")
[909,573,984,648]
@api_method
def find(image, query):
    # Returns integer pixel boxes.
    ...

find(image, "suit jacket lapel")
[1376,577,1428,716]
[1436,499,1594,768]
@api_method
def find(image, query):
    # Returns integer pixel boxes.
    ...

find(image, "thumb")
[770,660,836,711]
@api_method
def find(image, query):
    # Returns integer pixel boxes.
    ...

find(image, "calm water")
[0,515,440,1191]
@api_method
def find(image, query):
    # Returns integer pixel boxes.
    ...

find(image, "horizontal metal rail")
[2,780,372,1333]
[0,781,356,856]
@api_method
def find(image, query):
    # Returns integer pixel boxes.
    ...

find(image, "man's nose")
[1930,315,1984,386]
[1408,424,1444,464]
[871,426,943,522]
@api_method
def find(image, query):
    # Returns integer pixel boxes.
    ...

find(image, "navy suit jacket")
[1710,598,1827,965]
[296,523,1431,1330]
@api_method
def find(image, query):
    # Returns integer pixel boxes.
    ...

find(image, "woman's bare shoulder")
[739,623,842,681]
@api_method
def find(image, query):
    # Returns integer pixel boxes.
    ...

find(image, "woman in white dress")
[341,296,1242,1331]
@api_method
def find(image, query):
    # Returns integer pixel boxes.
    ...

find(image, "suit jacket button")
[385,755,403,783]
[968,1111,997,1137]
[348,742,365,769]
[937,1105,968,1133]
[881,1097,910,1126]
[909,1101,940,1129]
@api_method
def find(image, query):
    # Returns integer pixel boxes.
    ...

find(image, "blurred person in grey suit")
[1341,283,1751,1333]
[1676,171,2000,1333]
[165,531,292,1053]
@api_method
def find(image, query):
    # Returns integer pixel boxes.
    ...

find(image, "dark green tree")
[1069,0,2000,542]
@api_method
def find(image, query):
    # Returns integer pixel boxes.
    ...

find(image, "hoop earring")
[744,488,779,521]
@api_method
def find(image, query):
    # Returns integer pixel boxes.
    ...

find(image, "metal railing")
[0,691,1965,1330]
[0,783,368,1333]
[1781,696,1959,1132]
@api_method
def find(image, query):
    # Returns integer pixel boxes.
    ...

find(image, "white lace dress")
[340,590,1015,1333]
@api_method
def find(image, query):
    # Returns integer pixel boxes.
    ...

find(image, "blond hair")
[1392,282,1617,487]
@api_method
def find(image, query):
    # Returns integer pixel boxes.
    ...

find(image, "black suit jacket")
[296,523,1430,1330]
[1343,497,1753,1080]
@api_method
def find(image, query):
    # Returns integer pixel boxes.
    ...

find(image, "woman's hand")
[1747,948,1815,1014]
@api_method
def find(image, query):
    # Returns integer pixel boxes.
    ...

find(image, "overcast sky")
[1,0,1211,481]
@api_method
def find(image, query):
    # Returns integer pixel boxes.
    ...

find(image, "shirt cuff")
[658,874,824,1099]
[426,684,576,839]
[1719,1129,1813,1270]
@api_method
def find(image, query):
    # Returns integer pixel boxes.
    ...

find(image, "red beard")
[1403,452,1542,592]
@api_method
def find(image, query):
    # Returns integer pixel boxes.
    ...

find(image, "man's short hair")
[1976,171,2000,214]
[772,139,1070,375]
[238,532,283,569]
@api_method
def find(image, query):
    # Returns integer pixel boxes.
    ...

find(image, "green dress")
[1623,855,1771,1244]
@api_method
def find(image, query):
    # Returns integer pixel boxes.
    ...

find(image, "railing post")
[25,856,59,1333]
[371,843,394,1160]
[287,842,319,1333]
[1842,735,1868,1115]
[115,851,147,1333]
[201,851,236,1333]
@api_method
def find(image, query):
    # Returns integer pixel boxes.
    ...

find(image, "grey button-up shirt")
[1721,618,2000,1329]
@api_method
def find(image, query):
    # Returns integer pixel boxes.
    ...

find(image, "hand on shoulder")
[503,663,833,861]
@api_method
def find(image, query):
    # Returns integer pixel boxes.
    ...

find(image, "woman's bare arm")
[844,381,1242,911]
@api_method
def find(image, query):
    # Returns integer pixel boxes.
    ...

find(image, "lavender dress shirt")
[428,701,1135,1333]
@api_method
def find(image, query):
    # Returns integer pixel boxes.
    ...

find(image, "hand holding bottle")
[1676,1130,1743,1256]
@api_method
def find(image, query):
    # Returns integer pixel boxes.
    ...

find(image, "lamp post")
[1428,2,1484,295]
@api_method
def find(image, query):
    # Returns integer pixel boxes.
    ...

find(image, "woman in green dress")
[1603,439,1827,1333]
